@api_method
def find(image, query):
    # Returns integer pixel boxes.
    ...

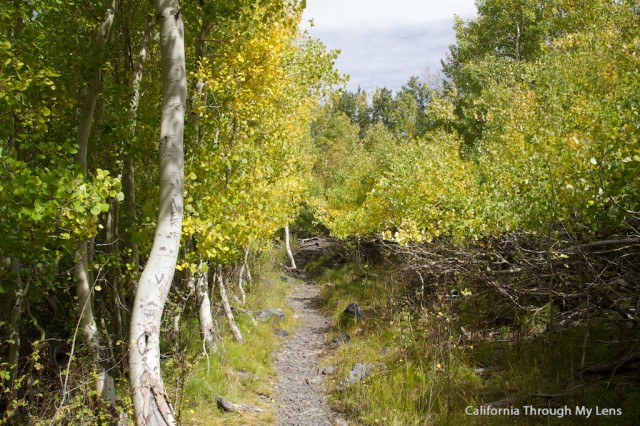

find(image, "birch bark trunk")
[237,247,251,304]
[128,1,186,424]
[285,225,297,270]
[123,14,154,292]
[195,263,218,354]
[218,268,243,343]
[73,2,118,407]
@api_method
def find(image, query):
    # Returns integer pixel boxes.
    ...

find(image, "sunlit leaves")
[310,0,640,245]
[182,1,339,265]
[0,155,123,259]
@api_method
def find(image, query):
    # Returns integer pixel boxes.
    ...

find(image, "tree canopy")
[1,0,639,423]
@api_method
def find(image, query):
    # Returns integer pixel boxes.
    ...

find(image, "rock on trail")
[274,279,340,426]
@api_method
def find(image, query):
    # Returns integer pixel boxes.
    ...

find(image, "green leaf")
[96,168,107,180]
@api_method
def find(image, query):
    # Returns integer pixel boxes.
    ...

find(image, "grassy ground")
[307,251,640,426]
[168,246,299,426]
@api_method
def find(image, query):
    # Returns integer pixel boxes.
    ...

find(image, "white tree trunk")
[130,14,154,134]
[195,264,218,354]
[244,248,253,283]
[189,16,212,137]
[217,269,243,343]
[73,2,118,408]
[75,246,117,405]
[74,6,115,172]
[123,14,154,288]
[285,226,297,270]
[237,249,250,304]
[129,1,186,425]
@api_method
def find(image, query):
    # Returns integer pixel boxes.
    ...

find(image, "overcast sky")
[301,0,477,92]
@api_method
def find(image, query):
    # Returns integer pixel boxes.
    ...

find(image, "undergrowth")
[308,246,640,425]
[166,245,298,426]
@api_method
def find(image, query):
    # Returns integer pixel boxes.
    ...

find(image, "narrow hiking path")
[274,237,346,426]
[274,281,334,425]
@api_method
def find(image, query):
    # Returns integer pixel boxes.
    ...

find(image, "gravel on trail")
[274,280,344,426]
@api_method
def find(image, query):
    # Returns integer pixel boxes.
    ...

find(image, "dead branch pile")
[373,231,640,333]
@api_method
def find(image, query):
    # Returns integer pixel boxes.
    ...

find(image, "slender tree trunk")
[73,2,118,408]
[74,6,115,172]
[515,22,521,61]
[217,268,243,343]
[237,247,251,304]
[123,156,139,280]
[129,1,186,424]
[24,296,45,408]
[172,312,181,350]
[244,249,253,283]
[107,201,130,395]
[195,263,218,354]
[123,14,153,294]
[75,245,118,403]
[129,14,154,135]
[285,226,297,270]
[107,202,126,344]
[8,258,29,391]
[188,14,212,137]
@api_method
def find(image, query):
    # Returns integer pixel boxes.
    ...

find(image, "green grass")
[311,257,640,425]
[168,245,299,425]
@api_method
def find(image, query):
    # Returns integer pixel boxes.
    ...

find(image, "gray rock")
[344,363,384,385]
[343,302,364,320]
[321,366,335,375]
[257,307,286,322]
[236,369,259,380]
[305,376,322,386]
[330,333,350,348]
[257,393,272,402]
[273,328,290,337]
[345,363,373,385]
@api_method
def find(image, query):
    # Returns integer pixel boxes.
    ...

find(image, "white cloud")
[301,0,477,92]
[304,0,476,30]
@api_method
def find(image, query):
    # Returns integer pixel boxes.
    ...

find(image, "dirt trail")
[274,279,341,426]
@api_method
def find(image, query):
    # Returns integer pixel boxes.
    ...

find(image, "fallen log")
[585,352,640,375]
[215,395,262,413]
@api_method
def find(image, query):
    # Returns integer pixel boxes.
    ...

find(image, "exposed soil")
[274,278,343,426]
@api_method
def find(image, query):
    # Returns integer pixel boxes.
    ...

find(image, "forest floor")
[274,238,347,426]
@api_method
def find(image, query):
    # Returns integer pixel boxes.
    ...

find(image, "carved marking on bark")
[170,199,180,226]
[136,329,154,355]
[130,1,184,422]
[160,135,169,148]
